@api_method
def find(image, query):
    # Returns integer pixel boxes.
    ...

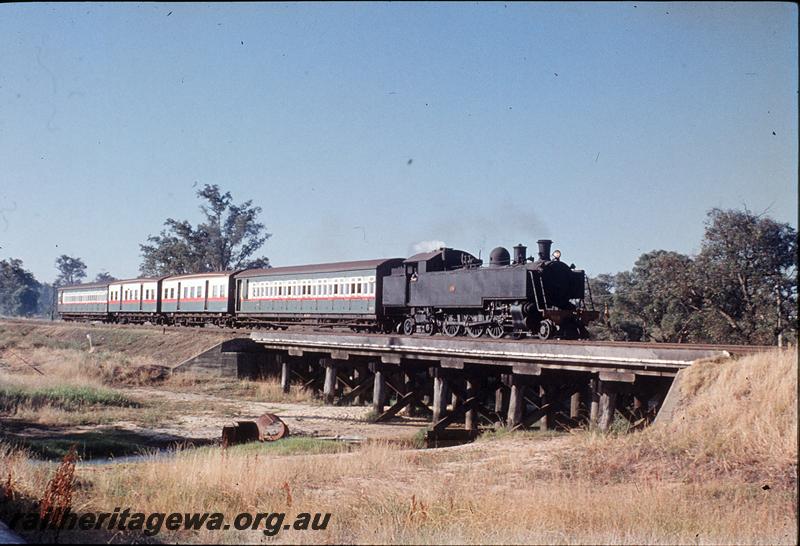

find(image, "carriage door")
[235,279,243,312]
[139,283,144,311]
[204,280,209,310]
[177,282,182,310]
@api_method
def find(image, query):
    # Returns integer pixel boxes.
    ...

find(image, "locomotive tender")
[57,239,598,339]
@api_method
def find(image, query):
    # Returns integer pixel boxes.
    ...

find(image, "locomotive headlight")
[552,249,561,260]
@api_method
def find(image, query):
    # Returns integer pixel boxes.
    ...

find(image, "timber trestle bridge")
[176,331,767,445]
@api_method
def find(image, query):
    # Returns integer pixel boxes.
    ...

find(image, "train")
[57,239,599,339]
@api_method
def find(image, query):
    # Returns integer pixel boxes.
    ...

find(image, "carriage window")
[370,281,375,294]
[171,288,175,299]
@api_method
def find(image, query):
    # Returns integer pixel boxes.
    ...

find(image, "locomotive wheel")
[486,322,505,339]
[464,317,485,338]
[443,320,462,337]
[402,318,416,336]
[537,319,555,340]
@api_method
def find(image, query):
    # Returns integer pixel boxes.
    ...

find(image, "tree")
[94,271,117,283]
[611,251,703,343]
[586,274,618,340]
[36,282,55,318]
[592,208,797,345]
[140,184,271,276]
[0,258,39,316]
[694,208,797,345]
[54,255,87,287]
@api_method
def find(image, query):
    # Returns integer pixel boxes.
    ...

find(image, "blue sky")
[1,2,797,283]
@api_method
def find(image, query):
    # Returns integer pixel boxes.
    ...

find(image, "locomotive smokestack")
[513,244,527,264]
[537,239,552,261]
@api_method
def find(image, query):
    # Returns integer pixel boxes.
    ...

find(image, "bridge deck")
[250,331,735,378]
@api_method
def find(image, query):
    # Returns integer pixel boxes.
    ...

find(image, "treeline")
[1,184,270,318]
[0,255,115,318]
[588,208,797,346]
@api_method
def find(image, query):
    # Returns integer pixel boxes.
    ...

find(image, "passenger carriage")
[234,259,404,330]
[107,277,165,324]
[56,282,110,322]
[161,271,236,326]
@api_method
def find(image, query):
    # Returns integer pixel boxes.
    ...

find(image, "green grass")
[3,429,199,460]
[476,427,565,443]
[0,384,140,412]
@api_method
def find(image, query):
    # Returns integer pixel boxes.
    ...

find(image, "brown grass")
[0,320,236,367]
[561,347,797,488]
[1,347,795,544]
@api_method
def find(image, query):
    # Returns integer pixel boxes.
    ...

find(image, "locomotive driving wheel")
[464,316,485,338]
[443,318,462,337]
[486,322,505,339]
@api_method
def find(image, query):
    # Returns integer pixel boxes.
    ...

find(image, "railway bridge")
[224,332,763,445]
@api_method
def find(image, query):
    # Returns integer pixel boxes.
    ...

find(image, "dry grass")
[561,347,797,488]
[1,324,796,544]
[2,435,794,544]
[162,371,316,404]
[0,320,236,365]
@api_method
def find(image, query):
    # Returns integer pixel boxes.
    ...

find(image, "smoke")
[414,201,550,259]
[410,240,447,255]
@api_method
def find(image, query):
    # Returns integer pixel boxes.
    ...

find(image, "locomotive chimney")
[537,239,553,261]
[513,244,527,264]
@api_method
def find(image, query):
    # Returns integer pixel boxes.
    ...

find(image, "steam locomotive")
[57,239,598,339]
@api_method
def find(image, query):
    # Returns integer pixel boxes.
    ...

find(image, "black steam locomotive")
[382,239,597,339]
[57,239,598,340]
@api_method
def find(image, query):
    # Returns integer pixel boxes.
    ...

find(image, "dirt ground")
[125,386,427,443]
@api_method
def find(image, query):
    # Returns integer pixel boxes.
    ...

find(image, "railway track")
[0,317,774,356]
